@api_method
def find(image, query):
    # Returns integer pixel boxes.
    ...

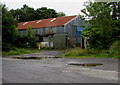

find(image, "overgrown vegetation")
[63,1,119,59]
[2,4,18,51]
[17,25,39,48]
[109,40,120,57]
[63,43,120,59]
[2,5,39,55]
[81,1,120,49]
[2,48,37,56]
[2,4,39,51]
[64,40,120,59]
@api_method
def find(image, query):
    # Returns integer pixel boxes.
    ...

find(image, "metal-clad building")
[17,15,87,49]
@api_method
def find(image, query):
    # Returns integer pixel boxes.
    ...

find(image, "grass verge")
[2,48,38,56]
[63,47,120,59]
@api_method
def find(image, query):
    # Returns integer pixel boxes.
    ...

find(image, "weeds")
[2,48,37,56]
[63,47,120,59]
[64,48,99,56]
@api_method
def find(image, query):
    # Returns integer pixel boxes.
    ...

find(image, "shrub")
[64,47,99,56]
[109,40,120,56]
[16,26,38,48]
[2,43,15,51]
[2,48,37,56]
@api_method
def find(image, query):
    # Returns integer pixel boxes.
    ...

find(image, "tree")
[57,12,66,17]
[36,7,58,19]
[17,25,38,48]
[25,25,38,48]
[111,2,120,20]
[2,4,18,51]
[81,1,120,49]
[10,4,37,22]
[10,5,66,22]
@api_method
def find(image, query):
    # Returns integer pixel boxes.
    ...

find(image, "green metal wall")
[53,33,67,49]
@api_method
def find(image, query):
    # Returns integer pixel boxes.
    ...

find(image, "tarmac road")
[2,51,119,83]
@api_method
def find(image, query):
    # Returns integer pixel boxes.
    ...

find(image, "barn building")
[17,15,87,49]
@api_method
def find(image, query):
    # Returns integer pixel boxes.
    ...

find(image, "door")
[53,34,67,49]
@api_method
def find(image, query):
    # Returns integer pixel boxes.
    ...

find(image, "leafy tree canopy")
[81,1,120,49]
[57,12,66,17]
[2,4,18,44]
[10,4,66,22]
[2,4,18,51]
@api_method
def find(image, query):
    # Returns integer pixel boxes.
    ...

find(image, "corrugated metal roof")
[17,15,77,30]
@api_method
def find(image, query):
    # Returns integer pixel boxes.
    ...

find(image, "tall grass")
[63,46,120,59]
[64,48,99,56]
[2,48,37,56]
[109,41,120,57]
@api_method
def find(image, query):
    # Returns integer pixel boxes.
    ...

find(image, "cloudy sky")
[1,0,88,16]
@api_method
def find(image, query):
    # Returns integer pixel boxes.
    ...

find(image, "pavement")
[2,51,120,83]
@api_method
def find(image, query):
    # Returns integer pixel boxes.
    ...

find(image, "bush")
[2,48,37,56]
[16,27,38,48]
[64,47,99,56]
[2,43,15,51]
[109,40,120,56]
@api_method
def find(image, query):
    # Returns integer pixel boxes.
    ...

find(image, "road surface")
[2,51,119,83]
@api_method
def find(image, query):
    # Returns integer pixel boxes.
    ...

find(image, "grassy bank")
[63,48,120,59]
[2,48,38,56]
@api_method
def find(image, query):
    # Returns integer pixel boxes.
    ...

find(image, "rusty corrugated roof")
[17,15,77,30]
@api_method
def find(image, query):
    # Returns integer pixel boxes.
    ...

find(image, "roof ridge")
[18,15,77,24]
